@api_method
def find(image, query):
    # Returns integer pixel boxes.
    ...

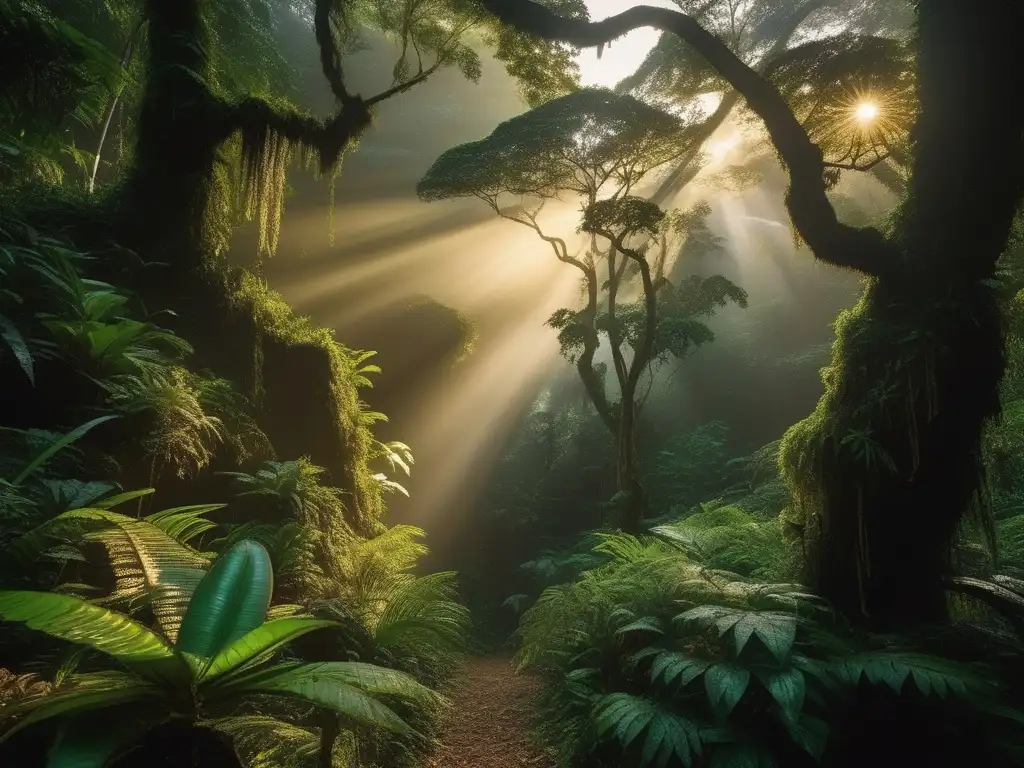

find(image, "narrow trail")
[425,655,554,768]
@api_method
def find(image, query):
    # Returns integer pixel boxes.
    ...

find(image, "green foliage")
[104,366,270,478]
[418,88,695,204]
[471,0,588,106]
[41,287,192,378]
[516,535,1021,767]
[643,423,731,514]
[176,540,273,660]
[230,273,388,537]
[0,216,92,384]
[763,33,914,177]
[653,509,799,582]
[0,0,121,185]
[0,540,439,763]
[609,276,749,369]
[11,500,215,637]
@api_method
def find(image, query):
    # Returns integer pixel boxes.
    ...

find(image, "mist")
[228,1,899,566]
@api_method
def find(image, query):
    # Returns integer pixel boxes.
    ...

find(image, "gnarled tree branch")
[474,0,901,278]
[227,96,373,173]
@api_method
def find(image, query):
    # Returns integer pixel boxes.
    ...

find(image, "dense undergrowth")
[0,214,471,767]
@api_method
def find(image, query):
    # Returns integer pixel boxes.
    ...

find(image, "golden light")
[706,132,741,163]
[574,0,679,88]
[854,101,880,123]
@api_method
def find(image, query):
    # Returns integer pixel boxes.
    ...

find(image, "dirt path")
[424,655,554,768]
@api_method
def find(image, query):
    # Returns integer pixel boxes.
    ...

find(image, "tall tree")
[471,0,1024,629]
[418,88,746,530]
[8,0,591,260]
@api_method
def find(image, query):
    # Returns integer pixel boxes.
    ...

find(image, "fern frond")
[15,507,213,641]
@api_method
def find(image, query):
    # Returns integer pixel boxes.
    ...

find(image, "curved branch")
[475,0,900,278]
[493,206,593,274]
[650,0,833,205]
[824,154,891,173]
[490,204,617,431]
[315,0,360,105]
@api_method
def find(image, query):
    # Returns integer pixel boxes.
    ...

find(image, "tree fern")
[11,505,217,640]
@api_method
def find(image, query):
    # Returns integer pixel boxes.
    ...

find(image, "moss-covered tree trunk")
[32,0,387,534]
[476,0,1024,629]
[784,0,1024,628]
[116,0,371,267]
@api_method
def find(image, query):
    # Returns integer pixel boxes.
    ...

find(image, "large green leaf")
[704,664,751,717]
[755,667,805,722]
[593,693,702,768]
[0,672,162,745]
[676,606,797,663]
[0,592,177,673]
[200,617,337,683]
[642,711,701,768]
[223,662,420,738]
[228,661,439,706]
[650,651,710,687]
[175,540,273,659]
[828,652,993,697]
[0,312,33,383]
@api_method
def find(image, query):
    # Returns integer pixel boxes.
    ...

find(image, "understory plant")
[516,533,1024,768]
[0,540,439,767]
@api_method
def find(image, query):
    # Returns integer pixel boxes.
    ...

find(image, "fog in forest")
[230,2,890,566]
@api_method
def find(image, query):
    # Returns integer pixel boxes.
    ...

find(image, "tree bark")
[113,0,374,266]
[800,0,1024,629]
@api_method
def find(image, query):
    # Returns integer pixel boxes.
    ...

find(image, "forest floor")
[424,654,554,768]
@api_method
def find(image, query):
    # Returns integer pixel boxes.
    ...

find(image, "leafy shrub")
[516,534,1024,768]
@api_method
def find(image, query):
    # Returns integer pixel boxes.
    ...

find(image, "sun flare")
[854,101,880,123]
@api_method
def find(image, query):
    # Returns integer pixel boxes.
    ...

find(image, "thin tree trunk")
[88,19,144,193]
[609,240,660,532]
